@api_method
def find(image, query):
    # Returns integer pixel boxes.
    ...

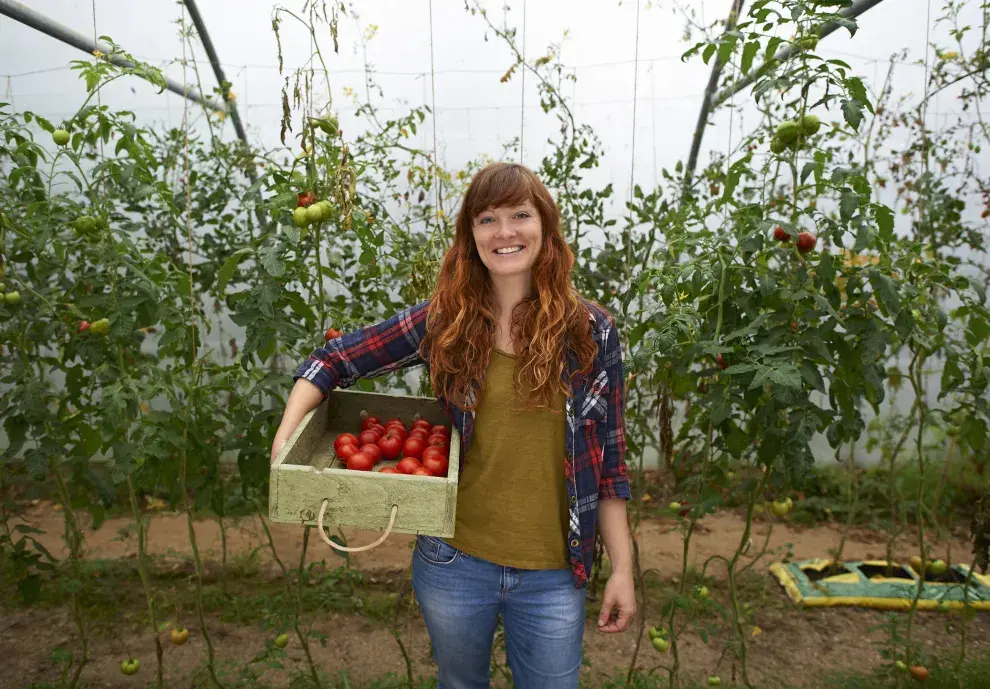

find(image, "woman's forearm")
[598,497,633,576]
[271,379,325,462]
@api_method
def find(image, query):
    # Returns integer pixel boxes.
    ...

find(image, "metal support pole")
[683,0,888,194]
[0,0,226,114]
[683,0,746,194]
[181,0,250,148]
[708,0,888,110]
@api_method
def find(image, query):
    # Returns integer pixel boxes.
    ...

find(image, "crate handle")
[316,499,398,552]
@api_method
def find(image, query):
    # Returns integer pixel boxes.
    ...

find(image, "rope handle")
[316,498,398,553]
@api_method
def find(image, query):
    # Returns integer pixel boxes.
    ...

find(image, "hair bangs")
[463,163,540,220]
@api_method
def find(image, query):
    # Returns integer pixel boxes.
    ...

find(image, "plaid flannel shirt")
[293,298,631,588]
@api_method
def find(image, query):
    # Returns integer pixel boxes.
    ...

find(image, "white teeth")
[495,246,523,255]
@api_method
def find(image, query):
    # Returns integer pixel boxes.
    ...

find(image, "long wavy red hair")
[419,162,598,412]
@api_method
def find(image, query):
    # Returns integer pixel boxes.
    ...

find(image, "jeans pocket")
[415,535,460,565]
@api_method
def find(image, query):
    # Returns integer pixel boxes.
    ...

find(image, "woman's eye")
[478,216,494,224]
[514,212,530,219]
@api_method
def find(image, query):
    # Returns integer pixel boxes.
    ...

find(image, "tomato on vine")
[119,658,140,675]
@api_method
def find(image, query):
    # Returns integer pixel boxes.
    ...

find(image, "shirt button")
[570,495,577,504]
[570,538,579,548]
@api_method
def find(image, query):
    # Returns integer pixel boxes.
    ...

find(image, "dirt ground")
[2,502,988,689]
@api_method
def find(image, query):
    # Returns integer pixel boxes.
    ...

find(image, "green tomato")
[695,585,710,600]
[310,115,339,135]
[274,633,289,648]
[53,129,71,146]
[293,206,310,228]
[120,658,140,676]
[771,499,791,517]
[770,137,787,154]
[306,204,324,224]
[775,120,802,143]
[4,291,21,306]
[800,113,821,135]
[708,677,722,687]
[648,625,665,640]
[89,318,110,336]
[669,501,682,512]
[73,215,99,236]
[651,636,669,653]
[928,559,948,576]
[896,660,907,671]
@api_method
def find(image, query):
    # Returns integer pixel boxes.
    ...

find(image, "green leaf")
[868,271,900,316]
[722,363,761,375]
[741,41,759,74]
[217,248,252,294]
[842,99,863,130]
[260,245,285,277]
[839,189,859,221]
[799,361,826,393]
[702,43,716,64]
[874,204,894,239]
[966,315,990,347]
[968,276,987,305]
[764,363,802,390]
[628,320,650,348]
[964,417,987,451]
[328,535,349,557]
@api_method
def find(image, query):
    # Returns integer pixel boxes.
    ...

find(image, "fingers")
[597,597,636,633]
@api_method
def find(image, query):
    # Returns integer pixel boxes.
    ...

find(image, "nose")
[493,217,514,238]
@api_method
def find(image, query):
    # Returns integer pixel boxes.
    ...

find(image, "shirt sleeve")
[598,313,632,501]
[293,300,430,399]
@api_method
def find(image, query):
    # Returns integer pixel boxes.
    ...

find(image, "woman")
[272,162,635,689]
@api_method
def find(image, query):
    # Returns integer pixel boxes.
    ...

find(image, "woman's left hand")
[597,570,636,633]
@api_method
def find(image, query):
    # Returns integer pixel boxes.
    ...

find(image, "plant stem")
[295,527,323,689]
[127,476,164,689]
[179,443,225,689]
[50,460,88,689]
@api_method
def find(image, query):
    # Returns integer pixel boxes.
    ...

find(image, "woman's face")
[471,200,543,281]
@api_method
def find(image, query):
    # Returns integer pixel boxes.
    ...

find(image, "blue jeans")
[411,535,586,689]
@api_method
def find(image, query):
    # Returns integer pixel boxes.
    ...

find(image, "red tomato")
[297,191,316,207]
[430,425,449,438]
[422,453,449,477]
[360,416,381,432]
[412,419,432,432]
[347,452,374,471]
[337,443,359,462]
[360,443,382,463]
[358,430,380,446]
[402,437,426,459]
[378,432,404,461]
[334,433,358,454]
[426,434,449,452]
[412,466,433,476]
[378,467,399,474]
[369,423,385,436]
[385,418,407,432]
[325,327,343,341]
[422,446,447,465]
[397,457,422,475]
[409,428,429,440]
[385,426,407,443]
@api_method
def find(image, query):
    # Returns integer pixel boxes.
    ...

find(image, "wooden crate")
[269,389,460,538]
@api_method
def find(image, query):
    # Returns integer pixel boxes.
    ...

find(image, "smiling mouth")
[494,245,525,255]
